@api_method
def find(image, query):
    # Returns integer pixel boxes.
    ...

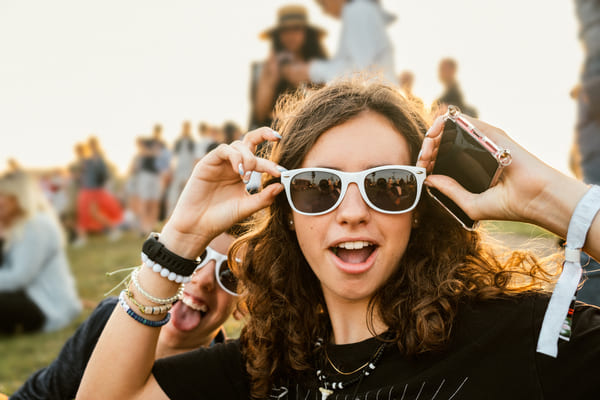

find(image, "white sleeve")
[309,2,388,83]
[0,218,57,290]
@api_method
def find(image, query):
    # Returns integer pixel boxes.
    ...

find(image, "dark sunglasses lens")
[364,169,418,212]
[290,171,342,213]
[218,261,238,294]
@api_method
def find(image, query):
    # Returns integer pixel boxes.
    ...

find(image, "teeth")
[182,295,208,313]
[337,241,373,250]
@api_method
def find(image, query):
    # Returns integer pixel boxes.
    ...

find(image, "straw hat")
[260,5,326,40]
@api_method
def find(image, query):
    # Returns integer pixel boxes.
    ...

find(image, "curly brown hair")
[230,80,553,399]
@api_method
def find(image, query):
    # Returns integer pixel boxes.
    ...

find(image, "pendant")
[319,387,334,400]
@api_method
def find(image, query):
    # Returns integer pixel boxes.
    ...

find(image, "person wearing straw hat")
[282,0,397,86]
[249,4,328,131]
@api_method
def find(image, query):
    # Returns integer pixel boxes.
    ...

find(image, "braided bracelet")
[126,289,172,315]
[118,290,171,328]
[131,267,183,305]
[141,252,192,284]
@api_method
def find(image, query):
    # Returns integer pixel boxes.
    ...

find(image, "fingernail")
[244,171,252,181]
[276,165,288,172]
[238,163,244,177]
[272,130,282,140]
[417,149,423,161]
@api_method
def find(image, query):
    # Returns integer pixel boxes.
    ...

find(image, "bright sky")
[0,0,582,176]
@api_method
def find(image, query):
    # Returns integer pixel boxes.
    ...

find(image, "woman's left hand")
[417,115,589,239]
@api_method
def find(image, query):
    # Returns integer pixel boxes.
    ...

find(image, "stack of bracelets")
[118,233,200,328]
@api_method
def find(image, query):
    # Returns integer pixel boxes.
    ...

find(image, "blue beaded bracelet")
[118,290,171,328]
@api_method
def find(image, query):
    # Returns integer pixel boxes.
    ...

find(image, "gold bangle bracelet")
[126,289,172,315]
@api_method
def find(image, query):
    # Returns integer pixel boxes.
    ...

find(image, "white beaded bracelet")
[131,267,183,305]
[126,289,173,315]
[141,252,192,284]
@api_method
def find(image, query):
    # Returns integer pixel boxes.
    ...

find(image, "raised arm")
[418,116,599,260]
[77,128,283,399]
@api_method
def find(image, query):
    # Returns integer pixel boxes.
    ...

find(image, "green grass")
[0,221,558,395]
[0,232,242,396]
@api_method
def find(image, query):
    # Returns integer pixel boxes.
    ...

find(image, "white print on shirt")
[270,377,469,400]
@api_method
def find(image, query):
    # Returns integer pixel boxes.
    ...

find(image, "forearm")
[78,267,180,399]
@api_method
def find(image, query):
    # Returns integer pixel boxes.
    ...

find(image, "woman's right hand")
[159,127,283,258]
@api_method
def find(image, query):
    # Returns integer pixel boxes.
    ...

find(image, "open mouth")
[330,241,377,264]
[182,293,208,317]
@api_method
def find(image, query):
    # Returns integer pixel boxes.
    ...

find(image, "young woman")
[250,4,328,130]
[0,173,81,334]
[79,80,600,399]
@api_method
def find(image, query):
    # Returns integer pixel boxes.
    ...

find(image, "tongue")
[336,247,372,264]
[170,301,203,332]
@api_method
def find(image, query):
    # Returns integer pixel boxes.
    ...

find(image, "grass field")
[0,221,557,395]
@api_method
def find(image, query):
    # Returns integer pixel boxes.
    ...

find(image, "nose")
[190,260,216,292]
[335,183,370,225]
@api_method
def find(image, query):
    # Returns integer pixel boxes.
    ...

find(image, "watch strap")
[142,233,199,277]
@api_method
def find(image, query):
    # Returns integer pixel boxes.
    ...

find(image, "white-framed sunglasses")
[280,165,426,216]
[194,246,240,296]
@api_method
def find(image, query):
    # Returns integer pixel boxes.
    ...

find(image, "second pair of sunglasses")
[194,246,240,296]
[279,165,426,216]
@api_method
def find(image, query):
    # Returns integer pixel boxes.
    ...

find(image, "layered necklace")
[314,335,391,400]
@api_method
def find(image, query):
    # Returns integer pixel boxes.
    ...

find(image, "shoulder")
[21,212,60,240]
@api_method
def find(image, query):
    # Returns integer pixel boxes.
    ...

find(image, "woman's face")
[0,192,20,224]
[292,111,414,305]
[278,27,306,55]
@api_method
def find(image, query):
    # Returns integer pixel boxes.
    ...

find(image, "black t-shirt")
[152,294,600,399]
[11,297,225,400]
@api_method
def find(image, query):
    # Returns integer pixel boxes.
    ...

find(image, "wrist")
[525,174,589,238]
[158,223,212,259]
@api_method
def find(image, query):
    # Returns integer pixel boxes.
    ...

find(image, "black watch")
[142,233,200,276]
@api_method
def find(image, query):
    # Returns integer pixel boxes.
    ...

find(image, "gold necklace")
[324,342,386,376]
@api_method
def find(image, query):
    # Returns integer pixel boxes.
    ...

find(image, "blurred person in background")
[73,137,123,246]
[122,137,145,234]
[222,120,242,145]
[10,228,244,400]
[572,0,600,306]
[0,173,81,334]
[137,133,162,235]
[167,121,197,216]
[281,0,396,85]
[195,122,213,161]
[433,57,478,117]
[204,124,224,154]
[398,70,423,110]
[249,4,328,130]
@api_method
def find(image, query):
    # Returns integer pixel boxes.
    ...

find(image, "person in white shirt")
[0,173,81,334]
[282,0,397,85]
